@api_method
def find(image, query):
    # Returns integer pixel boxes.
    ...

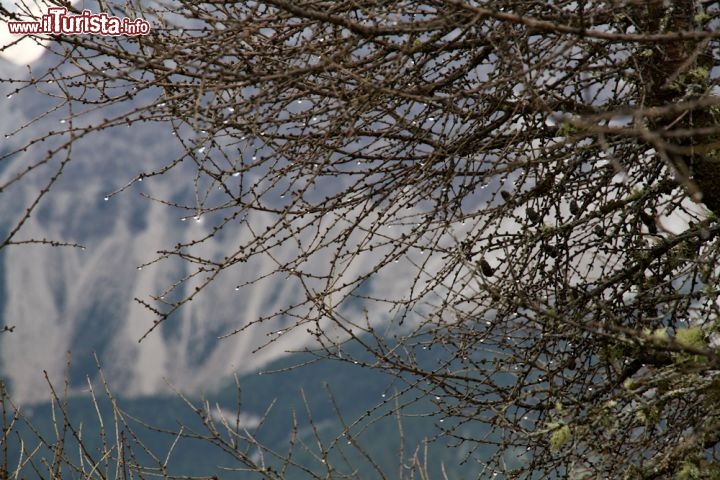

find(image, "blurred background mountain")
[0,40,488,478]
[0,50,349,404]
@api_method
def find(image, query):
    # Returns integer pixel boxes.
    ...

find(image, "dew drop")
[232,171,240,177]
[197,147,205,153]
[59,119,66,124]
[103,196,109,201]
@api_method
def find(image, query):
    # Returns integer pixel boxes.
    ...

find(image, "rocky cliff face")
[0,46,472,402]
[0,49,424,404]
[0,56,318,403]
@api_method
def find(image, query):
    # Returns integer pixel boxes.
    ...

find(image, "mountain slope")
[0,55,322,402]
[0,54,444,405]
[6,341,490,479]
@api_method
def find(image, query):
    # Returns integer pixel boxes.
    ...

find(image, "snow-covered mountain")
[0,1,496,405]
[0,55,322,403]
[0,45,434,404]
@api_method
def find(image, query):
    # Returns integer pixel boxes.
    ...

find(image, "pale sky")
[0,0,78,65]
